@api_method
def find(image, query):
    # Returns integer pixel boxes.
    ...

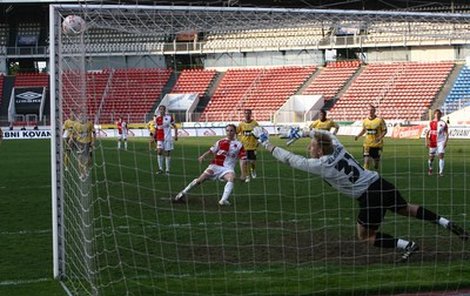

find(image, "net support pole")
[50,5,65,280]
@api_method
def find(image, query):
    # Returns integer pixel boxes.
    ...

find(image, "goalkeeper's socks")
[373,232,398,249]
[396,238,411,250]
[417,208,451,228]
[438,217,450,228]
[220,181,234,202]
[416,206,439,222]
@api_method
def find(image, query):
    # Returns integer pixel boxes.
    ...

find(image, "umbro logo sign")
[16,91,42,103]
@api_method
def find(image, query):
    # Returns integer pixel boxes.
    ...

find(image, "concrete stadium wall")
[204,50,324,69]
[63,55,166,71]
[366,46,457,63]
[410,46,454,61]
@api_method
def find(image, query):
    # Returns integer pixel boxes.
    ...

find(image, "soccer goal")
[50,4,470,295]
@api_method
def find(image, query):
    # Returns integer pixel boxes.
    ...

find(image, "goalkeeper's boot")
[156,169,164,175]
[218,199,230,206]
[428,167,433,176]
[398,241,419,263]
[447,222,469,241]
[245,176,251,183]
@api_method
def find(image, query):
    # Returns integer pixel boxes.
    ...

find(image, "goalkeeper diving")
[252,126,469,262]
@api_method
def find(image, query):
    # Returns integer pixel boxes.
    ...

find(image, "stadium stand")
[96,68,172,123]
[14,72,49,88]
[0,23,8,55]
[62,68,172,123]
[363,21,470,45]
[17,22,41,36]
[204,27,326,51]
[199,68,262,121]
[329,62,454,121]
[200,65,316,121]
[62,70,110,119]
[0,74,4,109]
[302,60,360,101]
[62,28,165,53]
[443,65,470,113]
[171,69,217,98]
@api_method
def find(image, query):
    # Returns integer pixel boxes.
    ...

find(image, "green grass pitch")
[0,136,469,295]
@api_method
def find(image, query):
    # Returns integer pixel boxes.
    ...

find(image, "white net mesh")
[51,5,470,295]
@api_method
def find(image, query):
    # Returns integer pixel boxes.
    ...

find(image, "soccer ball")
[62,15,86,35]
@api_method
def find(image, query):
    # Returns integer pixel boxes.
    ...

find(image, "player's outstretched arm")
[252,127,275,152]
[252,127,322,174]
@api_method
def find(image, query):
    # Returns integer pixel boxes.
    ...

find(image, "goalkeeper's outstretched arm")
[282,127,341,149]
[252,127,323,174]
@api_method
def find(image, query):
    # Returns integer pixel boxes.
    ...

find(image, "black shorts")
[246,150,257,161]
[357,177,408,230]
[363,147,382,160]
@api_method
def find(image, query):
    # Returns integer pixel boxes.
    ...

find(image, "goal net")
[50,4,470,295]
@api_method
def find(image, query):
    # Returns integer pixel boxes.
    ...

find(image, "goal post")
[50,4,470,295]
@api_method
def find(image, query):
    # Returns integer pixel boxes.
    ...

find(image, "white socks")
[429,159,445,174]
[220,181,234,203]
[118,140,127,150]
[157,155,171,172]
[439,159,445,174]
[438,217,450,228]
[157,155,164,170]
[396,239,410,250]
[183,179,199,194]
[165,156,171,172]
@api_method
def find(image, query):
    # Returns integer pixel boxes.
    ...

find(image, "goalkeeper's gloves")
[252,126,270,148]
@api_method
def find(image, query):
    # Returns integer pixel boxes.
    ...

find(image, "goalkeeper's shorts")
[356,177,408,230]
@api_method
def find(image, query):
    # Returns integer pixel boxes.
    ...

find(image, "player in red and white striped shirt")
[425,109,449,176]
[174,124,247,206]
[116,116,128,150]
[154,105,178,174]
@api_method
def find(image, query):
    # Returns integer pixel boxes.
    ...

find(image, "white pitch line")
[0,277,50,286]
[0,229,51,235]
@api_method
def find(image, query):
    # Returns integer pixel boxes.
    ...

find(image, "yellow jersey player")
[62,111,77,170]
[236,109,259,182]
[355,105,387,170]
[147,115,157,151]
[73,113,95,180]
[309,110,339,135]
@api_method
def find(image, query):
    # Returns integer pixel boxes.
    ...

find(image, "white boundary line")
[0,278,50,286]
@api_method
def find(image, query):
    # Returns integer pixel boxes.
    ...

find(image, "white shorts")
[203,164,234,181]
[157,140,174,151]
[429,142,445,155]
[119,133,127,140]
